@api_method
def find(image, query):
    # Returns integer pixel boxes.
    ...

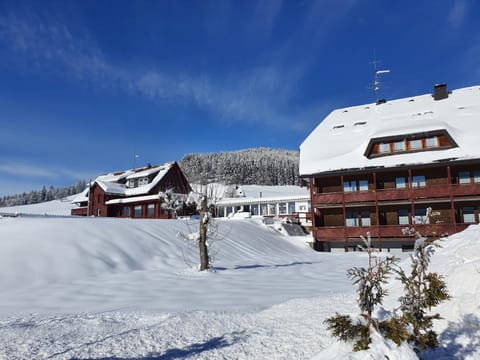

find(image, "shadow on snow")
[72,330,248,360]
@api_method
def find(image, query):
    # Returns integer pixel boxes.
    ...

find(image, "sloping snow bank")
[0,216,362,315]
[1,216,479,359]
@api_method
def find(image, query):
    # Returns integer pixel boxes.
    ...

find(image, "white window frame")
[134,205,142,217]
[398,209,409,225]
[379,143,390,153]
[361,211,371,227]
[463,207,475,223]
[474,171,480,183]
[344,180,356,192]
[395,177,407,189]
[426,136,438,148]
[278,202,287,215]
[414,208,427,224]
[138,177,149,186]
[346,211,358,227]
[412,175,426,188]
[394,140,406,152]
[459,171,471,185]
[410,139,422,150]
[147,204,155,217]
[359,180,368,191]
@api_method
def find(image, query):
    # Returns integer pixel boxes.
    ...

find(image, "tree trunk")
[198,198,209,271]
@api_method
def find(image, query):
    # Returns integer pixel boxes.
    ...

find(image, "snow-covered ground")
[0,200,479,359]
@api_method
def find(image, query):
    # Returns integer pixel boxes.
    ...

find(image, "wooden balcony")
[314,223,468,241]
[312,192,343,205]
[452,183,480,197]
[314,183,465,207]
[71,207,88,216]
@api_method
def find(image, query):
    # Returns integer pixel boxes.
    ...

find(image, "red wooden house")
[71,162,192,219]
[300,84,480,251]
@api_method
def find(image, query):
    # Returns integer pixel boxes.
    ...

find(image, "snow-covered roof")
[71,187,90,204]
[94,162,174,197]
[216,194,310,207]
[300,85,480,176]
[105,194,161,205]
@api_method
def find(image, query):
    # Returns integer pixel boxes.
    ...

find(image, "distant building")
[300,84,480,251]
[71,162,192,219]
[215,191,311,224]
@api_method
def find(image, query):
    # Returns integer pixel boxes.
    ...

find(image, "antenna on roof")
[133,153,140,169]
[369,51,390,102]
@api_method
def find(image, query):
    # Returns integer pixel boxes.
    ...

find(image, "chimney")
[433,83,448,101]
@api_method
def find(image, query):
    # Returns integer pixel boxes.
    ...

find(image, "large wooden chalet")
[71,162,192,219]
[300,84,480,252]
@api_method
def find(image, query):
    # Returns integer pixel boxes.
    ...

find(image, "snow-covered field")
[0,200,479,359]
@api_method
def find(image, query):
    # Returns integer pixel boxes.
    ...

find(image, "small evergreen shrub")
[325,231,450,354]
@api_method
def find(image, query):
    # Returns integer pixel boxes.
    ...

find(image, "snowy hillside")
[0,204,479,358]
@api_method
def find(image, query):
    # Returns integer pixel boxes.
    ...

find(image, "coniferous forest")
[0,180,87,207]
[179,148,299,186]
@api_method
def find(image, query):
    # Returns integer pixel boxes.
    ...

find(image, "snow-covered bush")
[325,231,450,354]
[325,232,399,351]
[394,235,451,352]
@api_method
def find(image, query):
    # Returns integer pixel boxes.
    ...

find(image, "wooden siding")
[310,162,480,251]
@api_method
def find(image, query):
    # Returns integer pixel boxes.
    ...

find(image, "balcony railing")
[313,182,480,206]
[314,223,469,240]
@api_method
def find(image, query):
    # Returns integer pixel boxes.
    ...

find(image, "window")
[346,211,358,227]
[414,208,427,224]
[268,204,276,215]
[463,207,475,223]
[260,204,267,215]
[147,204,155,217]
[459,171,471,185]
[394,140,406,151]
[412,175,426,188]
[299,204,306,211]
[361,211,371,226]
[410,139,422,150]
[379,143,390,153]
[344,180,357,192]
[134,205,142,217]
[398,209,409,225]
[279,203,287,215]
[217,207,225,217]
[474,171,480,183]
[395,177,407,189]
[122,206,131,217]
[426,136,438,148]
[251,204,259,216]
[128,179,136,188]
[288,202,296,214]
[138,177,149,186]
[359,180,368,191]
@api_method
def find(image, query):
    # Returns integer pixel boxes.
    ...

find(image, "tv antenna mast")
[370,54,390,101]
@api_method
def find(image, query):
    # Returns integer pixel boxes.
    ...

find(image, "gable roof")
[95,162,175,196]
[299,85,480,176]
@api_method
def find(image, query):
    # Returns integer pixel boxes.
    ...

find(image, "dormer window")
[128,179,136,188]
[394,140,406,152]
[426,136,438,148]
[138,177,149,186]
[364,129,457,159]
[410,139,422,150]
[379,143,390,153]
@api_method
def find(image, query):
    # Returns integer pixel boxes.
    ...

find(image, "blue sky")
[0,0,479,195]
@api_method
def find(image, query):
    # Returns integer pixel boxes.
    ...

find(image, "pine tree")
[394,236,451,352]
[325,233,399,351]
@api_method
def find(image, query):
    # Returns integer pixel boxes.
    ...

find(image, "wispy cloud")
[0,163,60,178]
[448,0,469,30]
[0,6,351,131]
